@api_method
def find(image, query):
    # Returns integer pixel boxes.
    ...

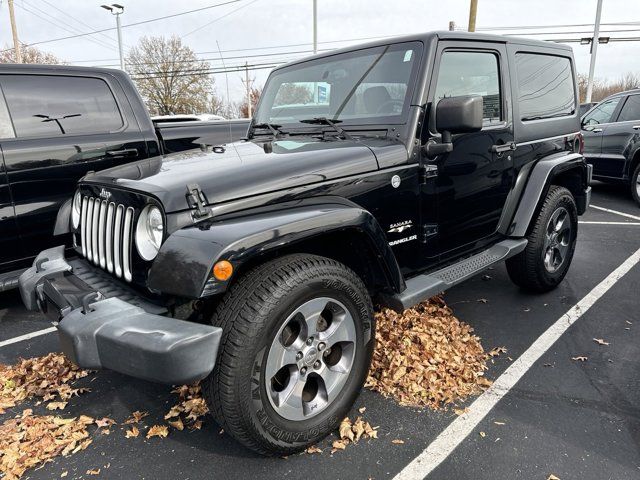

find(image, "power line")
[182,0,261,38]
[39,0,124,49]
[12,0,242,49]
[15,1,117,52]
[477,21,640,31]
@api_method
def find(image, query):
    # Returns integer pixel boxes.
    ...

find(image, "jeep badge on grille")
[99,188,111,200]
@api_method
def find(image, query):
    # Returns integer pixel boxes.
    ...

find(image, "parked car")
[579,102,598,117]
[581,88,640,205]
[20,31,590,455]
[0,64,250,290]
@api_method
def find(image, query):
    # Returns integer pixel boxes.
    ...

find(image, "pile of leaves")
[366,297,496,409]
[163,384,209,432]
[0,353,90,414]
[0,409,94,479]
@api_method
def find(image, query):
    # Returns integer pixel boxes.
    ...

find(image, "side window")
[515,53,575,121]
[433,50,502,124]
[0,75,123,138]
[617,95,640,123]
[0,86,15,139]
[582,97,621,126]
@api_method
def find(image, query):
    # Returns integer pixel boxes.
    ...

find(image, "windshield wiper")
[252,122,287,138]
[299,117,352,140]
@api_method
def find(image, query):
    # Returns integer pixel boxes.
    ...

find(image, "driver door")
[421,42,514,262]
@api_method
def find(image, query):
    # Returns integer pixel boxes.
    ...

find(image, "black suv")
[20,32,590,455]
[581,89,640,205]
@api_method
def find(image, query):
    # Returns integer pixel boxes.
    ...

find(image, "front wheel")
[506,186,578,292]
[202,254,374,456]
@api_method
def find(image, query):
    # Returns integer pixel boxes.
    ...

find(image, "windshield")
[254,41,423,127]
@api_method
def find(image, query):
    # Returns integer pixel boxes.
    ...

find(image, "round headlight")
[135,205,164,261]
[71,191,82,229]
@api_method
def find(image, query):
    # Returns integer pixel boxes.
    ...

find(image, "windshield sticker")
[403,50,413,62]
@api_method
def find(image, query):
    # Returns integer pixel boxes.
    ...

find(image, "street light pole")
[312,0,317,54]
[101,4,125,71]
[586,0,603,103]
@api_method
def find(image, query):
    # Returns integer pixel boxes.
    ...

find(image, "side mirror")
[424,95,484,159]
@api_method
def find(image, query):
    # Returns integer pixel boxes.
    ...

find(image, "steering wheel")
[376,100,404,114]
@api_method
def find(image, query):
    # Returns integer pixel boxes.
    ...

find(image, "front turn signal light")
[213,260,233,281]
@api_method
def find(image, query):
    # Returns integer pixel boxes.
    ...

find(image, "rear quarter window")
[515,53,576,121]
[0,74,123,138]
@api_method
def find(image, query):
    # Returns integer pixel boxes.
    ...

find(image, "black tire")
[202,254,374,456]
[631,163,640,207]
[506,186,578,292]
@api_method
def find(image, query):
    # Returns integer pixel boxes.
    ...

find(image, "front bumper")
[18,246,221,385]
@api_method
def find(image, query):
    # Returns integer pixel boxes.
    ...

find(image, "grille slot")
[80,196,134,281]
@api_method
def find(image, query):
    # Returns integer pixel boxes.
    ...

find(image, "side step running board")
[383,239,527,312]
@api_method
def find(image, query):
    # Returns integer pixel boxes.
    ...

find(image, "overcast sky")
[1,0,639,107]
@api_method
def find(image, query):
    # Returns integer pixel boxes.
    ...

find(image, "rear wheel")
[506,186,578,292]
[202,254,374,456]
[631,163,640,207]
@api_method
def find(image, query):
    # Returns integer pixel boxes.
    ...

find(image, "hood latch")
[186,184,213,222]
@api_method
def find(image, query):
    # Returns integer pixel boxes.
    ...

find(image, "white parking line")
[0,326,57,349]
[579,221,640,225]
[591,204,640,221]
[394,245,640,480]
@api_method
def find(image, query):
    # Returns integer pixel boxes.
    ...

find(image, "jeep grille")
[79,196,135,282]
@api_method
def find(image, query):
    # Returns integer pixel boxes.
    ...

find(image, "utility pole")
[586,0,604,103]
[244,62,252,118]
[8,0,22,63]
[448,21,456,31]
[101,4,125,71]
[468,0,478,32]
[312,0,318,54]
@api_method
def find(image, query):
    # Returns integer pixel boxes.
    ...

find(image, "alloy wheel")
[543,206,572,273]
[265,297,357,421]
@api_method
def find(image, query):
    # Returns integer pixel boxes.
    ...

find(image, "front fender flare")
[147,200,403,298]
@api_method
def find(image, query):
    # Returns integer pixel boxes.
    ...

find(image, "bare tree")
[578,72,640,103]
[127,36,217,116]
[239,86,262,118]
[274,83,313,106]
[0,43,63,64]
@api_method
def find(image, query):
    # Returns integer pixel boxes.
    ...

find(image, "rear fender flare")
[147,199,404,298]
[508,152,587,237]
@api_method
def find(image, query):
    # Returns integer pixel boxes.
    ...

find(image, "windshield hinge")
[419,164,438,183]
[186,184,213,222]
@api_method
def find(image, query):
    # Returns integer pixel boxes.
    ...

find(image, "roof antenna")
[215,39,235,144]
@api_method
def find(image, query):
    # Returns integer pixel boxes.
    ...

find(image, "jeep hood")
[84,138,386,213]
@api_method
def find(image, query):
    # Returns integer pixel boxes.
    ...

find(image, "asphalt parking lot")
[1,182,639,480]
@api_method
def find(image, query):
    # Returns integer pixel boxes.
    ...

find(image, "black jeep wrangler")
[19,32,590,455]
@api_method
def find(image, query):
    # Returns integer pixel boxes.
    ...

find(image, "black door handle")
[489,142,516,153]
[106,148,139,158]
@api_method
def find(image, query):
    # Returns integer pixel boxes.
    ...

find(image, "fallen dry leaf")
[123,410,148,425]
[46,401,68,411]
[305,445,323,454]
[571,356,588,362]
[86,468,101,475]
[494,421,506,426]
[366,297,496,410]
[479,431,486,438]
[454,407,469,416]
[331,439,348,453]
[593,338,610,346]
[547,475,561,480]
[125,426,140,438]
[358,406,366,414]
[391,439,405,444]
[339,417,354,442]
[61,471,68,478]
[95,417,116,428]
[146,425,169,439]
[168,418,184,431]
